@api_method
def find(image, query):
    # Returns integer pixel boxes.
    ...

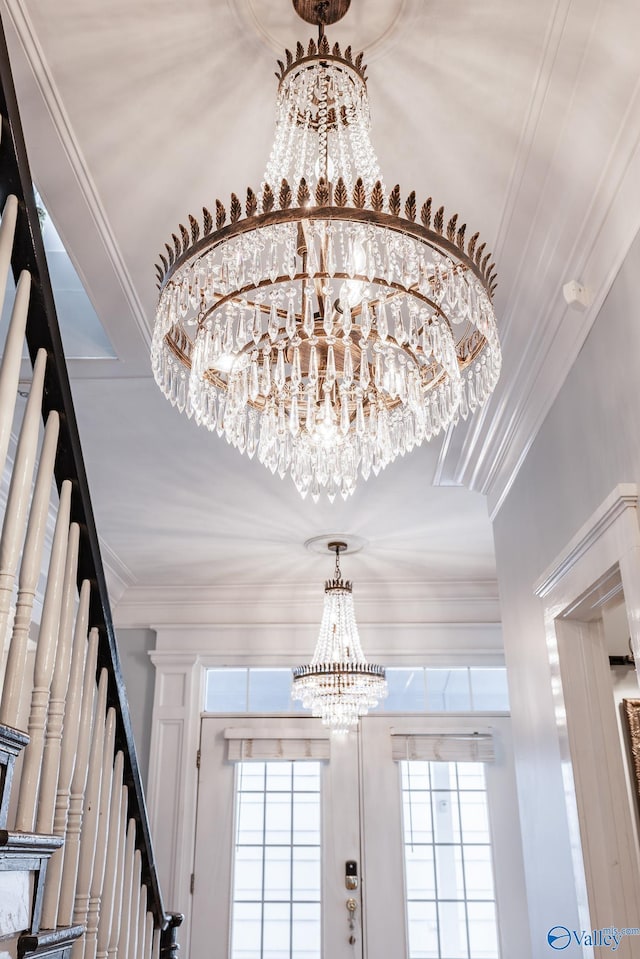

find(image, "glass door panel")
[190,717,362,959]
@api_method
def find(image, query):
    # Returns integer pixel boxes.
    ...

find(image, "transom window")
[205,667,509,714]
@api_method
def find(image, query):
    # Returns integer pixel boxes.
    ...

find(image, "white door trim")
[533,483,640,951]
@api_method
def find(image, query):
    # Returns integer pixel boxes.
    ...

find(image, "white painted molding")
[148,620,504,667]
[433,0,640,522]
[98,536,137,606]
[2,0,152,351]
[534,484,638,598]
[531,484,640,934]
[113,578,501,629]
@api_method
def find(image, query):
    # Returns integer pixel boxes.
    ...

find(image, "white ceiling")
[2,0,640,614]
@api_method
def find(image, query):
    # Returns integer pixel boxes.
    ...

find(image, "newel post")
[159,912,184,959]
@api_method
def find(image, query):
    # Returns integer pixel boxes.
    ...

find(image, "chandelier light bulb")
[151,8,502,501]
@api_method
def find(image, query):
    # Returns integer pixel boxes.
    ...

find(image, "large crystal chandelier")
[151,0,501,501]
[292,541,386,733]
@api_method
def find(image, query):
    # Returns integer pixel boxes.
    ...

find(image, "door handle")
[346,898,358,945]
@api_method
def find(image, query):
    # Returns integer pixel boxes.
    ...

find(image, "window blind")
[224,727,330,761]
[391,732,494,763]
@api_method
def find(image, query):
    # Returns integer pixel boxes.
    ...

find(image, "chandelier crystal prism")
[291,541,387,733]
[151,3,501,501]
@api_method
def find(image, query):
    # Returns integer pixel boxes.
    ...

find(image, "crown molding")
[98,536,137,606]
[148,620,503,661]
[434,0,640,521]
[534,484,638,599]
[113,578,501,628]
[2,0,152,353]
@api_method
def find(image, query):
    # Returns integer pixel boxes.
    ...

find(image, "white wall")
[492,228,640,951]
[116,627,156,786]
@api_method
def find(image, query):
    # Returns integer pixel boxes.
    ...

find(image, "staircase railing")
[0,8,180,957]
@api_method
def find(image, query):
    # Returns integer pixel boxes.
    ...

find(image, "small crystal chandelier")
[292,541,387,733]
[151,0,501,501]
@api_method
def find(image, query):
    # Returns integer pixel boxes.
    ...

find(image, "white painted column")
[147,646,203,945]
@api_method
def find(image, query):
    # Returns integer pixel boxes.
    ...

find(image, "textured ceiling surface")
[2,0,639,602]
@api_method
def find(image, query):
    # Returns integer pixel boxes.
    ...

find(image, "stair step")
[0,832,64,938]
[0,725,29,830]
[18,926,84,959]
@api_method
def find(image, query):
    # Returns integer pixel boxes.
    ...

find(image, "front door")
[189,714,524,959]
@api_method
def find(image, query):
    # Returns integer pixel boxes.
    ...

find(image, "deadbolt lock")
[345,860,358,890]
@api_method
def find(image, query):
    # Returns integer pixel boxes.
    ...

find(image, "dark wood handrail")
[0,13,165,927]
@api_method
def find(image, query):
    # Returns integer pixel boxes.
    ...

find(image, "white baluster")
[0,195,18,320]
[15,479,72,832]
[106,786,128,959]
[137,886,148,959]
[72,697,112,958]
[84,710,116,959]
[117,820,137,959]
[151,927,161,959]
[107,786,128,959]
[58,629,99,927]
[41,579,91,929]
[97,758,124,959]
[144,912,154,959]
[36,521,80,835]
[126,851,142,959]
[0,348,47,650]
[0,410,60,728]
[0,216,27,479]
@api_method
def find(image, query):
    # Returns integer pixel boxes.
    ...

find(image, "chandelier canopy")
[152,1,501,501]
[291,541,387,733]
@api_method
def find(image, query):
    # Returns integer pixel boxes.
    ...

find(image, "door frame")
[534,483,640,949]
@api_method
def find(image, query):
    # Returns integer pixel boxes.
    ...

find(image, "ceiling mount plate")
[292,0,351,27]
[304,533,367,556]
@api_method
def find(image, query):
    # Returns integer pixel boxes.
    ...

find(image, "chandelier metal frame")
[151,4,501,501]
